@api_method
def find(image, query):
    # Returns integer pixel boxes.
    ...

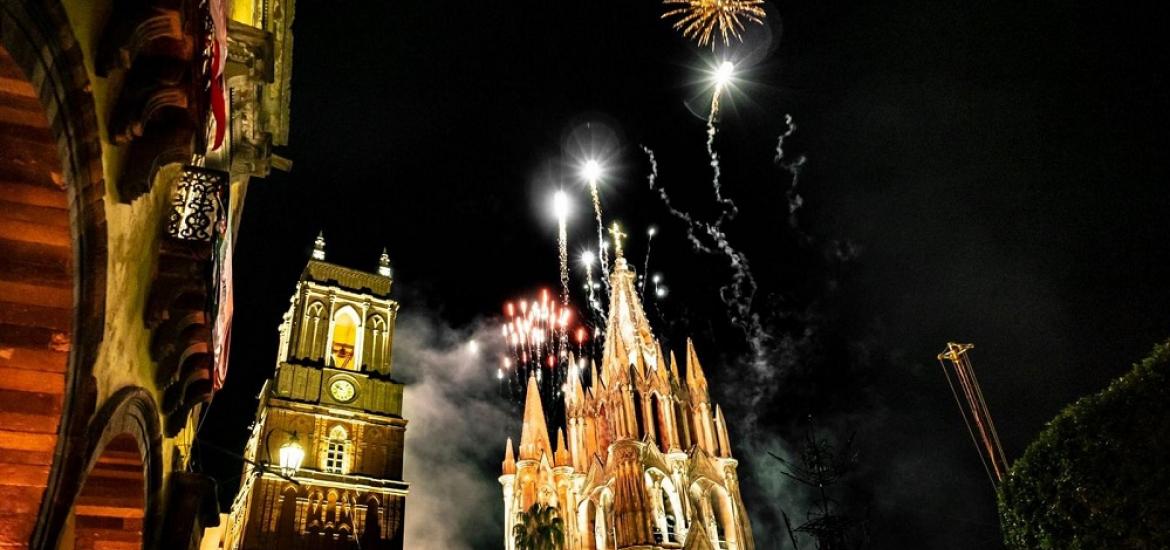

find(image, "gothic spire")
[600,222,658,383]
[518,375,553,461]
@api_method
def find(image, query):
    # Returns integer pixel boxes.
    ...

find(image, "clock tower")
[222,235,408,549]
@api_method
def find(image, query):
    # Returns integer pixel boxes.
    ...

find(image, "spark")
[714,60,735,87]
[581,159,602,182]
[662,0,766,48]
[709,60,735,121]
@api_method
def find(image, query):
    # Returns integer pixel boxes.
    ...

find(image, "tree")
[998,340,1170,549]
[771,424,871,550]
[513,503,565,550]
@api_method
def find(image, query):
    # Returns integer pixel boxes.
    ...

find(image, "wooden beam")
[0,199,70,228]
[0,463,50,488]
[0,257,71,289]
[0,346,67,373]
[0,218,71,247]
[0,302,72,331]
[0,180,68,209]
[0,366,64,393]
[0,280,73,308]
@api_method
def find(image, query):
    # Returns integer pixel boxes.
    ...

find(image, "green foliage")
[513,503,565,550]
[998,340,1170,549]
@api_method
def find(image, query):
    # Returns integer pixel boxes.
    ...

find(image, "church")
[501,229,755,549]
[217,236,408,548]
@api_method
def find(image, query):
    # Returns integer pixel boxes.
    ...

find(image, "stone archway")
[66,434,146,550]
[0,0,106,547]
[56,388,163,550]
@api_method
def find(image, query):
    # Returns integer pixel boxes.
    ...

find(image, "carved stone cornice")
[98,0,217,200]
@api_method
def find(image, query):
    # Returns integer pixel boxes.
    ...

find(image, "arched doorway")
[64,434,147,550]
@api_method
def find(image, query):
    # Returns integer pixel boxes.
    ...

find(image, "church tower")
[223,236,408,549]
[501,224,755,550]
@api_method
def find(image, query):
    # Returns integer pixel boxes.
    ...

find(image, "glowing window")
[325,425,348,474]
[331,307,359,369]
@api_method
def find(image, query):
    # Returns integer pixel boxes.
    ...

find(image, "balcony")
[148,164,231,436]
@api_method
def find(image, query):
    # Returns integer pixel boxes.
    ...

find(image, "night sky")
[199,1,1170,548]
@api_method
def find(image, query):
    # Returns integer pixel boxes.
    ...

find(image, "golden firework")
[662,0,766,48]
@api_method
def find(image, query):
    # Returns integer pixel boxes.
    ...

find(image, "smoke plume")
[396,312,514,550]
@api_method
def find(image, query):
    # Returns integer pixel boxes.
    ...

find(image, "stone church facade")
[501,242,755,549]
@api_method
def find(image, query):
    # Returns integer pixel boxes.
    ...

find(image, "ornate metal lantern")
[167,165,228,241]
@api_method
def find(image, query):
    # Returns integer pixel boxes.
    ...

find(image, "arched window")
[632,387,646,439]
[361,496,382,546]
[650,393,665,450]
[645,470,683,544]
[278,485,299,536]
[306,490,324,533]
[365,314,387,370]
[325,425,349,474]
[706,486,737,550]
[302,302,327,359]
[331,306,360,369]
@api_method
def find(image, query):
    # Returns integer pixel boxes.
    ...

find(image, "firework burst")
[662,0,766,48]
[497,290,588,411]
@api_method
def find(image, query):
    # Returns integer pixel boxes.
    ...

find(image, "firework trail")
[708,62,739,228]
[581,251,605,324]
[582,160,611,295]
[641,227,656,302]
[775,114,809,235]
[641,146,762,345]
[642,146,714,254]
[554,191,571,305]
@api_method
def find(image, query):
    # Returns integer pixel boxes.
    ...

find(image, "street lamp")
[277,432,305,477]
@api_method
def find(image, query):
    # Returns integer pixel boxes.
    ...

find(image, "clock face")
[329,379,356,403]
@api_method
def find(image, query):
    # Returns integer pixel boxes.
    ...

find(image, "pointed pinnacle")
[555,428,571,467]
[519,375,552,461]
[503,438,517,475]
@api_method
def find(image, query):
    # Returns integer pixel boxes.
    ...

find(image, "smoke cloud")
[396,312,514,550]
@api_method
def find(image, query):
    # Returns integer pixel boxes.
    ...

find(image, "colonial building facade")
[0,0,294,547]
[219,241,408,549]
[501,242,755,549]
